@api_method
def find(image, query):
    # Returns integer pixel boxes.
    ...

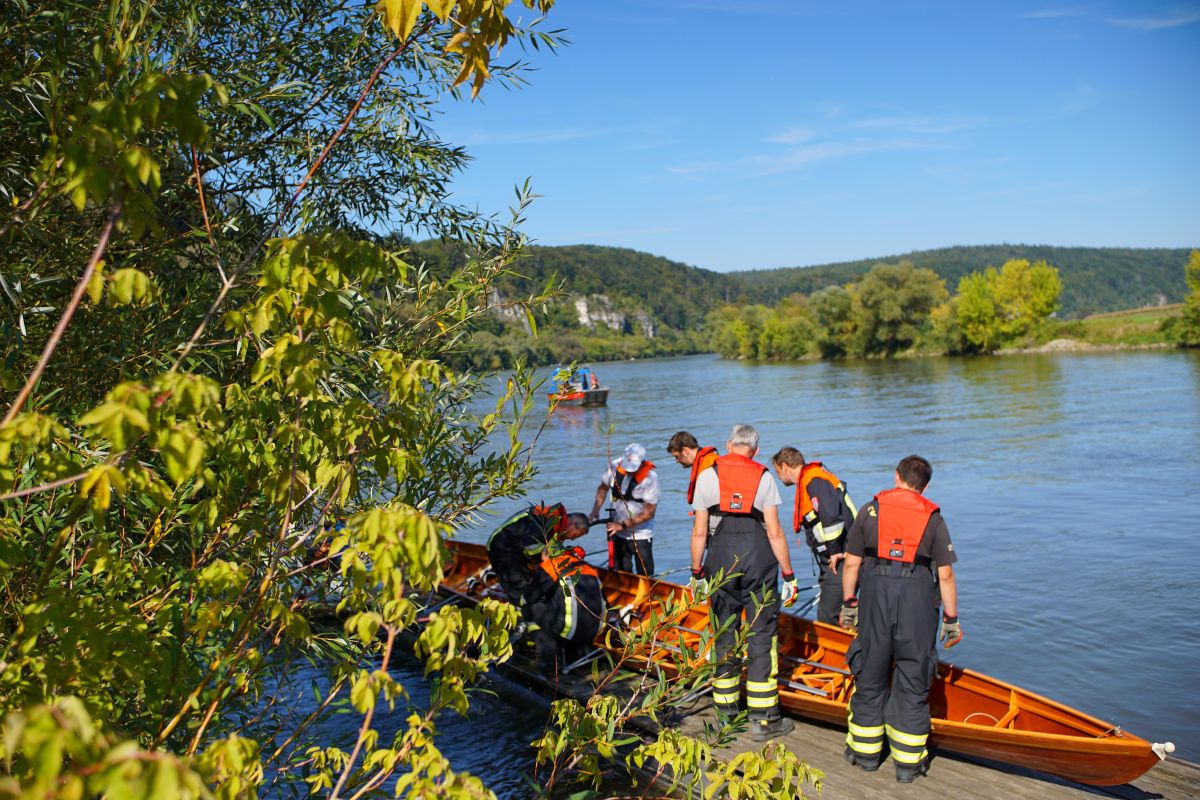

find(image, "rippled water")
[461,351,1200,763]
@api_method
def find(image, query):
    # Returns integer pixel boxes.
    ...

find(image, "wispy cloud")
[669,108,979,179]
[1106,10,1200,30]
[851,113,987,136]
[452,127,610,146]
[753,138,936,175]
[766,127,817,145]
[1023,7,1089,19]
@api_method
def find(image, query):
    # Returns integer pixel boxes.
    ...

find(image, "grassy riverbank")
[1020,304,1184,351]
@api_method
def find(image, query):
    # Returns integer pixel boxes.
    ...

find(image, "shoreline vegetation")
[436,243,1200,371]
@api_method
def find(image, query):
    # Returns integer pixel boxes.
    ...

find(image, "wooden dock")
[486,653,1199,800]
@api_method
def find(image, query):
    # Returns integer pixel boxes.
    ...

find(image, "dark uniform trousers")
[705,519,782,721]
[522,572,604,669]
[612,536,654,576]
[845,561,938,773]
[815,559,844,625]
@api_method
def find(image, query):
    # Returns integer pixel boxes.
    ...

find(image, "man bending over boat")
[690,424,800,742]
[771,447,858,625]
[840,455,962,783]
[487,504,604,669]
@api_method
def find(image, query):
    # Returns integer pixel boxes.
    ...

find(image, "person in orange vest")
[770,447,858,625]
[839,455,962,783]
[666,430,719,510]
[589,443,660,575]
[487,504,601,668]
[690,424,800,742]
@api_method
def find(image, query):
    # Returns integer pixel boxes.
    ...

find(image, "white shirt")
[601,459,660,540]
[691,463,782,534]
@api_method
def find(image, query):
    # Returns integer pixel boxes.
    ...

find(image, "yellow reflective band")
[885,724,929,748]
[713,691,740,705]
[560,595,574,639]
[746,680,775,693]
[845,736,884,755]
[892,748,927,764]
[848,720,885,738]
[747,695,778,708]
[713,676,741,689]
[844,491,858,519]
[816,521,844,542]
[770,636,778,679]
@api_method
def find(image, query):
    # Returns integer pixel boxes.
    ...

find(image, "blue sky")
[432,1,1200,272]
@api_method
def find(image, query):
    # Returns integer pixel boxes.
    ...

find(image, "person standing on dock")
[690,423,800,742]
[589,443,660,575]
[839,455,962,783]
[666,430,719,510]
[771,447,858,625]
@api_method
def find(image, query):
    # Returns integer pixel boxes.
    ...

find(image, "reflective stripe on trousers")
[844,564,937,766]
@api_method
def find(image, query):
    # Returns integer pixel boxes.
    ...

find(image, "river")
[455,350,1200,771]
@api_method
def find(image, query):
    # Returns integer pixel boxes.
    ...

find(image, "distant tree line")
[733,244,1193,318]
[706,259,1067,360]
[411,242,1199,367]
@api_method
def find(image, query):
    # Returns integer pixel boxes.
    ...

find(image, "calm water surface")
[459,351,1200,764]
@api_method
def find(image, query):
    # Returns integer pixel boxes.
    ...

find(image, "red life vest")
[874,488,939,563]
[611,460,655,501]
[792,461,846,534]
[540,546,600,582]
[709,452,767,519]
[686,446,719,504]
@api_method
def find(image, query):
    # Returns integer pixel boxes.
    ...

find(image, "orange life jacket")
[540,547,600,582]
[708,452,767,519]
[611,460,656,501]
[686,446,719,504]
[792,461,847,534]
[531,502,569,535]
[874,488,939,564]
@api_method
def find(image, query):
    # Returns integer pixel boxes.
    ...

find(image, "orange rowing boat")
[441,540,1170,786]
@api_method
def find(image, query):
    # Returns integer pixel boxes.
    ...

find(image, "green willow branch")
[171,20,435,372]
[3,200,124,426]
[329,624,398,800]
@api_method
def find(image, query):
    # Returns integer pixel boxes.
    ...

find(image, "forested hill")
[412,241,1194,336]
[733,245,1194,318]
[415,241,743,331]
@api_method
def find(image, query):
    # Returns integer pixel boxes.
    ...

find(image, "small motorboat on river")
[439,539,1172,787]
[548,365,608,407]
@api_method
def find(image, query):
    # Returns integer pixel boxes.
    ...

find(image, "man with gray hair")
[690,424,800,742]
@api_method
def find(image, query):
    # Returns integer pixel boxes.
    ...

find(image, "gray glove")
[839,599,859,631]
[939,615,963,648]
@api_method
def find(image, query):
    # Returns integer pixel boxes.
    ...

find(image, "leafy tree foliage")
[955,259,1062,352]
[0,1,569,797]
[1173,250,1200,346]
[732,244,1192,318]
[851,261,948,357]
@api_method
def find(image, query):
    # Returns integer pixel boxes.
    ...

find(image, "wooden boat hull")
[440,540,1162,786]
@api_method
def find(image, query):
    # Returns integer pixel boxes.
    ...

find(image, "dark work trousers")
[845,561,939,772]
[524,574,605,669]
[612,537,654,576]
[815,560,844,625]
[704,518,781,721]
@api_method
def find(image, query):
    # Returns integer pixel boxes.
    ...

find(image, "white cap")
[619,443,646,472]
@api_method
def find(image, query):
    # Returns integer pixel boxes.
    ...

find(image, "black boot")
[843,745,881,772]
[749,716,794,742]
